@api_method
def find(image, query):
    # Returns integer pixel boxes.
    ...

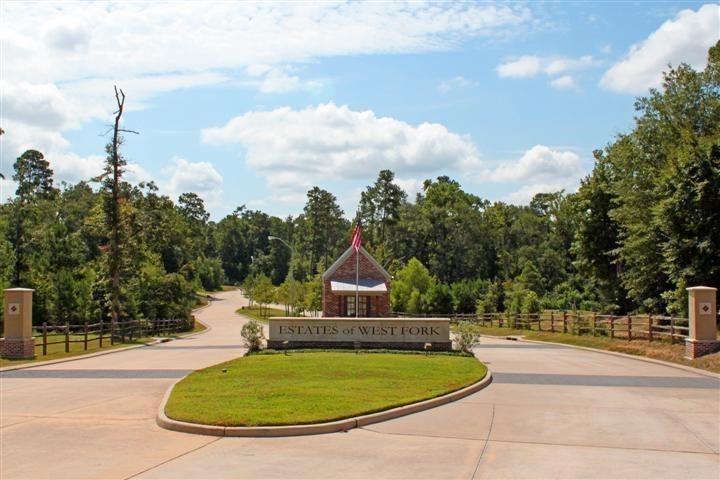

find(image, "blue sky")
[1,2,718,219]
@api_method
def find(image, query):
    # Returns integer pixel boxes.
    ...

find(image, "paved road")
[1,290,718,479]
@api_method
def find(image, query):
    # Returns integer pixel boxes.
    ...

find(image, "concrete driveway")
[1,290,718,479]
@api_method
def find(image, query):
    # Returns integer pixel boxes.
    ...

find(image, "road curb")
[156,369,493,437]
[515,337,720,379]
[0,318,210,373]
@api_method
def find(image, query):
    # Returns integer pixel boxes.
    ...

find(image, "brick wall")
[1,337,35,359]
[684,339,720,359]
[323,250,391,317]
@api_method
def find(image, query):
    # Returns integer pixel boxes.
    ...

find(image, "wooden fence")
[32,318,193,356]
[392,311,690,343]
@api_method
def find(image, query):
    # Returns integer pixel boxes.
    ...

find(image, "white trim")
[322,246,391,282]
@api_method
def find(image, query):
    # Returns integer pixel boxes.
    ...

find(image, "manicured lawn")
[165,351,487,426]
[236,305,287,323]
[0,320,207,368]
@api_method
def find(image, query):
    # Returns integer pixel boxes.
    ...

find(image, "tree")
[358,169,406,247]
[99,86,137,325]
[297,187,347,274]
[11,149,57,285]
[390,258,435,312]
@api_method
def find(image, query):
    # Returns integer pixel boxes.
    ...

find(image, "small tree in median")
[241,319,265,352]
[456,321,479,353]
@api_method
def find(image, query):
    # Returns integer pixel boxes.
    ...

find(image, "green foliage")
[456,321,479,353]
[1,44,716,324]
[390,258,435,312]
[240,319,265,352]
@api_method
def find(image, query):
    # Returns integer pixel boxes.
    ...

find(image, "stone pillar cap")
[686,286,717,292]
[4,288,35,292]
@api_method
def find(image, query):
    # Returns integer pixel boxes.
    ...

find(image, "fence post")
[610,315,615,339]
[670,317,675,344]
[99,320,103,348]
[550,312,555,333]
[110,321,115,346]
[648,315,653,342]
[65,323,70,353]
[84,322,88,350]
[592,313,597,337]
[42,322,48,356]
[562,311,567,334]
[628,316,633,341]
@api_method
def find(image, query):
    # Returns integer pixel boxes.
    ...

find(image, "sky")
[1,1,718,219]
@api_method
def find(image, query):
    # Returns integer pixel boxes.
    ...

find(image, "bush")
[241,319,265,351]
[456,321,479,353]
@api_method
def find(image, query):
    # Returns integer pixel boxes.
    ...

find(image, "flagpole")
[355,247,359,318]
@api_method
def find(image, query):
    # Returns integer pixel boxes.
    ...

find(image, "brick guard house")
[322,246,391,317]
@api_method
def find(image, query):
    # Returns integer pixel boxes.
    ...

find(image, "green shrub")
[241,319,265,351]
[456,321,479,353]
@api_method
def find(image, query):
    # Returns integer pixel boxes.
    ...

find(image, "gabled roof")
[322,246,392,282]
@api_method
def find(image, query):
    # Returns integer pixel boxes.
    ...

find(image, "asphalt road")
[1,289,718,479]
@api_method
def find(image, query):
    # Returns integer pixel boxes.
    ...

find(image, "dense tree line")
[0,44,717,325]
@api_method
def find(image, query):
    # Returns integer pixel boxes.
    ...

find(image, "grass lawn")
[471,325,720,374]
[165,351,487,426]
[236,305,287,323]
[0,320,207,368]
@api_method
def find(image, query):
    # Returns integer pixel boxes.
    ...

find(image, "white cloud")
[504,182,575,205]
[49,153,105,184]
[549,75,576,90]
[2,3,531,86]
[481,145,582,183]
[202,103,481,192]
[497,55,600,78]
[600,4,720,94]
[0,2,531,198]
[395,177,424,199]
[496,56,542,78]
[163,158,224,208]
[438,76,478,93]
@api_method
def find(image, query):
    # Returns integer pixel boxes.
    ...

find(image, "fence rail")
[392,311,690,343]
[31,318,193,356]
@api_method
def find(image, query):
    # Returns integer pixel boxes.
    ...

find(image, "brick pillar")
[2,288,36,359]
[684,286,719,359]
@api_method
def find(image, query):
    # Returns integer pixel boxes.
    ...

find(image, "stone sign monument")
[268,317,451,350]
[269,236,451,351]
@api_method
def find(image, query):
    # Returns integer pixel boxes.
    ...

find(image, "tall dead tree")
[109,87,124,326]
[101,87,137,326]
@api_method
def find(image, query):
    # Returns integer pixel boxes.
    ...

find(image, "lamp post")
[268,236,296,314]
[267,236,294,281]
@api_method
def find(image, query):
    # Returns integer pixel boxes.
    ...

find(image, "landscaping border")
[496,335,720,379]
[156,369,493,437]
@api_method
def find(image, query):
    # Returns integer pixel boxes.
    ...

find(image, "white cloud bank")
[497,55,599,78]
[163,158,224,209]
[478,145,585,203]
[202,103,481,195]
[600,4,719,94]
[0,2,532,205]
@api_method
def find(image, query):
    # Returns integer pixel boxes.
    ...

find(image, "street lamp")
[268,236,297,315]
[268,236,295,282]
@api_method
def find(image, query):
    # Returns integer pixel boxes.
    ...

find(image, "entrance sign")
[268,317,451,351]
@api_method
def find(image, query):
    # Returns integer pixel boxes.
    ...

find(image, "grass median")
[235,305,286,323]
[164,351,487,426]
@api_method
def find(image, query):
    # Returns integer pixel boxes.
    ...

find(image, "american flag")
[351,222,362,252]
